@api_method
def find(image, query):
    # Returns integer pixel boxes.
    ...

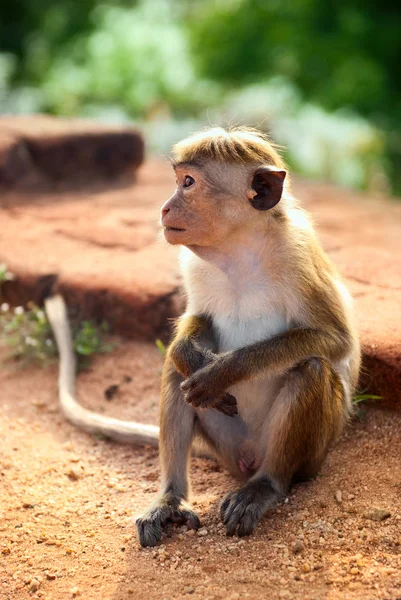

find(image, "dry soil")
[1,341,400,600]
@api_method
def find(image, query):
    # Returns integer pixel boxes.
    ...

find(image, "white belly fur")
[215,313,287,427]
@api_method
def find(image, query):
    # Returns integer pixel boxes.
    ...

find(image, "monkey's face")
[161,162,286,248]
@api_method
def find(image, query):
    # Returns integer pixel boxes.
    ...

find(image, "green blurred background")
[1,0,400,195]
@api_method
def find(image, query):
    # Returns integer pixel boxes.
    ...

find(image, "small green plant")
[74,320,113,369]
[353,393,382,405]
[0,264,14,281]
[155,338,167,356]
[0,263,14,292]
[1,302,55,366]
[0,301,112,368]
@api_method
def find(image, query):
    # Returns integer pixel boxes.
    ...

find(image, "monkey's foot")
[220,477,280,537]
[136,497,200,547]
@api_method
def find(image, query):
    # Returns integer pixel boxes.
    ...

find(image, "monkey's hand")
[180,359,237,417]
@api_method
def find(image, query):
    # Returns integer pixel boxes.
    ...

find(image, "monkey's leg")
[220,358,346,537]
[136,363,200,547]
[195,409,250,478]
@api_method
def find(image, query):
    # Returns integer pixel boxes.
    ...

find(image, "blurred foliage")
[187,0,401,192]
[188,0,401,121]
[0,300,112,368]
[0,0,400,193]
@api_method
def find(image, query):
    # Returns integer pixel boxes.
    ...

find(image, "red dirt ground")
[1,341,400,600]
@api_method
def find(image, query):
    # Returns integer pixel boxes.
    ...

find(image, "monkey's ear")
[248,166,286,211]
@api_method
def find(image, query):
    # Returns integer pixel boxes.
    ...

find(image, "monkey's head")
[161,127,288,248]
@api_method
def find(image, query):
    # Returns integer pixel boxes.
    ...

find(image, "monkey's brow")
[170,159,203,171]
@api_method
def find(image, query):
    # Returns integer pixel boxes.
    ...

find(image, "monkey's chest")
[213,301,288,426]
[214,311,287,352]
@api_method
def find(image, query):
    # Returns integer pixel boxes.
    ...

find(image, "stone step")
[0,123,399,408]
[0,115,144,189]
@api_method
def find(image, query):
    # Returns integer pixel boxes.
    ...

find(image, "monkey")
[135,126,360,546]
[45,126,360,549]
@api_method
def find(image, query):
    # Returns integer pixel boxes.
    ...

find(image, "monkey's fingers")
[215,393,238,417]
[180,376,197,393]
[181,378,223,407]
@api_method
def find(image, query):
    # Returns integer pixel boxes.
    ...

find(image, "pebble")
[197,528,208,536]
[29,578,42,593]
[292,540,304,555]
[365,509,391,522]
[66,469,80,482]
[335,490,342,504]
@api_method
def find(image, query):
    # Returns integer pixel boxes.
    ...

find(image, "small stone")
[292,540,304,555]
[29,579,42,593]
[186,529,196,536]
[302,563,311,573]
[365,509,391,522]
[32,399,47,408]
[335,490,342,504]
[46,573,57,580]
[350,567,359,575]
[186,586,195,594]
[70,587,80,597]
[66,469,80,481]
[1,547,11,555]
[197,528,208,537]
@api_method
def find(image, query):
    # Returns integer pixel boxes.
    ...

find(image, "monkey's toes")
[136,503,200,547]
[136,516,163,548]
[170,507,201,530]
[220,490,262,537]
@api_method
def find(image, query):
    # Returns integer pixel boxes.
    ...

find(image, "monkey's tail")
[44,294,159,447]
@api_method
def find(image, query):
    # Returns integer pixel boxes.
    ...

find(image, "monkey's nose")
[162,207,170,219]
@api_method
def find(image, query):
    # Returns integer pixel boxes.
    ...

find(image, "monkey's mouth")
[164,226,186,232]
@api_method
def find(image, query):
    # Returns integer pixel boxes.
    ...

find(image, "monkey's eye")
[183,175,195,188]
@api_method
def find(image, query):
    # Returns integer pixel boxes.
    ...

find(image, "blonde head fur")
[172,126,286,170]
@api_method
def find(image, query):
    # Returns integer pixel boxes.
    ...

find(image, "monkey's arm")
[168,314,215,378]
[181,324,350,407]
[168,314,238,416]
